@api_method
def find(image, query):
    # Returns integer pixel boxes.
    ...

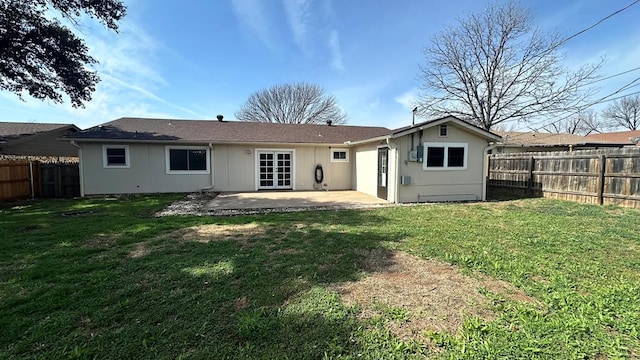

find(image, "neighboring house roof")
[0,122,80,157]
[495,131,626,147]
[587,130,640,145]
[67,117,392,145]
[0,122,79,143]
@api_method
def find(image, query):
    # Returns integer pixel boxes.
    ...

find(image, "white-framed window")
[422,142,468,170]
[331,149,349,162]
[102,145,130,168]
[165,146,210,174]
[438,124,448,137]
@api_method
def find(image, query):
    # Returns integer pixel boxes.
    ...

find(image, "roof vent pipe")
[326,120,332,126]
[216,115,224,122]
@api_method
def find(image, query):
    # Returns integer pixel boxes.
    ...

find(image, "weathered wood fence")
[488,148,640,208]
[0,160,80,201]
[0,161,40,201]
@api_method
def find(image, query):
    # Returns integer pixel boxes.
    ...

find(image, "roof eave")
[344,135,391,146]
[391,116,502,142]
[63,137,352,147]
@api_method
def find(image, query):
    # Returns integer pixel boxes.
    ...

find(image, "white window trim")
[422,142,468,171]
[330,148,349,163]
[165,145,210,175]
[438,124,448,137]
[102,145,130,169]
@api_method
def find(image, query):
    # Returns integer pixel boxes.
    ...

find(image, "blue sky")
[1,0,639,130]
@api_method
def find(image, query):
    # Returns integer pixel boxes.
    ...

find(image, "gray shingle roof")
[0,122,77,142]
[67,117,393,144]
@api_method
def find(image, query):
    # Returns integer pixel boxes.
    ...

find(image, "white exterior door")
[257,151,293,189]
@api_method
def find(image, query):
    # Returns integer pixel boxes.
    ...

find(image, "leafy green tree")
[0,0,126,107]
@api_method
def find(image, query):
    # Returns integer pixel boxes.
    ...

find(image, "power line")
[507,78,640,137]
[559,0,640,46]
[494,2,640,134]
[582,66,640,87]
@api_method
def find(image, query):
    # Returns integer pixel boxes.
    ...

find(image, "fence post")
[528,156,535,195]
[597,155,606,205]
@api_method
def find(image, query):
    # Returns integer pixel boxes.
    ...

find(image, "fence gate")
[40,164,80,198]
[0,161,39,201]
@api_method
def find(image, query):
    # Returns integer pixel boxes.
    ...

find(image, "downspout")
[385,137,398,204]
[392,139,400,204]
[70,141,84,197]
[200,143,215,192]
[482,142,497,201]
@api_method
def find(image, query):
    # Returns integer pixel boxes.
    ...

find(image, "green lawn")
[1,195,639,359]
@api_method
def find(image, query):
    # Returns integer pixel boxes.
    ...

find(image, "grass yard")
[1,195,639,359]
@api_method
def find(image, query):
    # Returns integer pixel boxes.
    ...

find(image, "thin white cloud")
[232,0,274,49]
[88,22,166,87]
[283,0,313,52]
[328,30,344,71]
[0,16,209,128]
[282,0,345,71]
[395,89,418,110]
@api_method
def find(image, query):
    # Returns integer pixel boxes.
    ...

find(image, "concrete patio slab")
[203,190,388,211]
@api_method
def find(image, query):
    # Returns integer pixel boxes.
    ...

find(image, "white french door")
[257,151,293,189]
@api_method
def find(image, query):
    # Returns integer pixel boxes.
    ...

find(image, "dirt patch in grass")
[130,224,265,258]
[332,250,534,344]
[168,223,264,244]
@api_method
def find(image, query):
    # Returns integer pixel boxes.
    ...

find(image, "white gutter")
[68,138,349,148]
[200,143,215,192]
[345,135,390,146]
[481,142,497,201]
[70,141,85,197]
[392,139,400,204]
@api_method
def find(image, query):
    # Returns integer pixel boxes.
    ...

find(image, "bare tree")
[235,83,347,125]
[602,94,640,130]
[541,110,605,135]
[418,1,600,131]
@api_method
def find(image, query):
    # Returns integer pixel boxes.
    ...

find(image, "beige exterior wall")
[354,143,379,197]
[394,124,490,202]
[80,142,353,195]
[81,143,212,195]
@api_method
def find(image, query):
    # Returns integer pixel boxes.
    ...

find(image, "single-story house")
[0,122,80,157]
[65,116,501,203]
[494,131,626,153]
[587,130,640,146]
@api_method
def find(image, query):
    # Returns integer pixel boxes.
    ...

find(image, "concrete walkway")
[203,190,388,211]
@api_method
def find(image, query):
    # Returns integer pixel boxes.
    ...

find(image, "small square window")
[439,124,448,137]
[102,145,130,168]
[331,149,349,162]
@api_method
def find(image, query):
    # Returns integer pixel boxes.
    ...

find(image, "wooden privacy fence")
[0,160,40,201]
[0,160,80,201]
[488,148,640,208]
